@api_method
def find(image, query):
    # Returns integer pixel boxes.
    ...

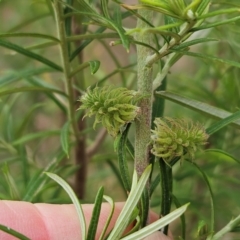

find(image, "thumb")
[143,231,172,240]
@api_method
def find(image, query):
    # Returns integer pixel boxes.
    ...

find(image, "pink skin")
[0,201,171,240]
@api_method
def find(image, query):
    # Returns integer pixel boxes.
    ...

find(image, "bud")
[79,86,140,136]
[151,117,208,162]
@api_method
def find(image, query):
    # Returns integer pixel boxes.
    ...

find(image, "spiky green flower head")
[151,117,208,162]
[79,86,140,137]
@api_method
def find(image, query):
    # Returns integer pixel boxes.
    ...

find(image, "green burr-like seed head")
[79,86,140,136]
[151,117,208,162]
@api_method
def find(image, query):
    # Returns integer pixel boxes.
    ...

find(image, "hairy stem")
[135,9,153,179]
[135,8,153,226]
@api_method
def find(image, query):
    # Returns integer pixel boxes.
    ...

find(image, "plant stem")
[53,0,79,140]
[135,9,153,179]
[135,8,153,226]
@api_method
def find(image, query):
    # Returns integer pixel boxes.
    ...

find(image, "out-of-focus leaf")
[205,149,240,165]
[186,160,215,233]
[0,39,62,71]
[0,68,56,87]
[206,110,240,135]
[156,91,240,129]
[169,50,240,69]
[0,87,67,97]
[0,32,60,42]
[60,122,70,157]
[12,130,60,146]
[46,172,86,240]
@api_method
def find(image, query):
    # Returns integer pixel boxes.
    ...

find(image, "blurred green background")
[0,1,240,239]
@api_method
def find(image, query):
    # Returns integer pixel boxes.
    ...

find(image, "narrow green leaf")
[172,38,218,51]
[46,172,86,240]
[191,16,240,31]
[0,32,60,42]
[12,130,60,146]
[197,8,240,20]
[99,195,115,240]
[87,187,104,240]
[60,122,70,157]
[23,156,65,201]
[156,91,240,129]
[70,27,106,61]
[0,68,56,87]
[169,50,240,69]
[159,158,173,234]
[26,77,67,113]
[186,160,215,233]
[205,149,240,165]
[196,0,210,15]
[206,110,240,135]
[0,39,62,71]
[109,165,152,239]
[16,103,44,137]
[7,13,50,32]
[209,215,240,240]
[0,87,67,97]
[0,224,30,240]
[2,163,21,200]
[172,194,186,240]
[106,160,127,196]
[101,0,111,19]
[150,173,160,196]
[121,203,189,240]
[26,41,59,51]
[115,123,131,192]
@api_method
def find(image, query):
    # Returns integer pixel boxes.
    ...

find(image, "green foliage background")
[0,0,240,239]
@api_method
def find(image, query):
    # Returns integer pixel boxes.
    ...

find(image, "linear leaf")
[99,195,115,240]
[197,8,240,19]
[206,110,240,135]
[87,187,104,240]
[60,122,70,157]
[109,165,152,239]
[0,39,62,71]
[0,224,30,240]
[121,203,189,240]
[115,123,131,192]
[7,13,50,32]
[26,77,67,113]
[209,215,240,240]
[0,68,56,87]
[156,91,240,129]
[191,16,240,31]
[186,160,215,233]
[172,38,218,51]
[12,130,60,146]
[169,50,240,69]
[205,149,240,165]
[46,172,86,240]
[0,33,60,42]
[23,156,64,201]
[0,87,67,97]
[106,160,126,195]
